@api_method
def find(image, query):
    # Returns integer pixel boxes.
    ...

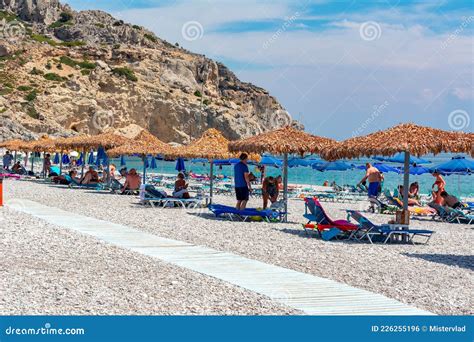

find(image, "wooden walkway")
[8,199,432,315]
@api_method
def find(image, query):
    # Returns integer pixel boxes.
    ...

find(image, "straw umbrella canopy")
[166,128,260,204]
[321,123,474,217]
[54,132,129,151]
[108,130,173,183]
[0,139,25,151]
[53,132,130,178]
[229,126,337,221]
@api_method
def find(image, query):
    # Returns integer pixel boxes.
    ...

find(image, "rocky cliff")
[0,0,300,143]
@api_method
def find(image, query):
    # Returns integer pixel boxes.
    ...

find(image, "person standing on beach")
[2,151,13,170]
[358,163,381,200]
[234,153,251,210]
[43,153,51,176]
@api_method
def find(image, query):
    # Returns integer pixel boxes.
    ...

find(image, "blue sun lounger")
[346,210,434,244]
[209,204,281,222]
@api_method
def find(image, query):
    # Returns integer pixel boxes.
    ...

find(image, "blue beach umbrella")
[407,165,430,175]
[430,155,474,175]
[62,154,70,164]
[53,153,60,164]
[313,161,353,171]
[288,157,323,168]
[386,152,431,164]
[213,158,240,166]
[120,155,126,167]
[150,156,157,169]
[144,157,150,169]
[88,151,95,164]
[191,158,208,164]
[96,146,106,161]
[175,157,186,172]
[259,156,283,168]
[355,162,400,173]
[76,153,83,166]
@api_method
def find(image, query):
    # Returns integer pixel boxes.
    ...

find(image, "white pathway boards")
[8,199,432,315]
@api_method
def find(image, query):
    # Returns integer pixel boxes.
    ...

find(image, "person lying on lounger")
[398,185,421,206]
[11,161,26,175]
[121,168,141,194]
[53,170,79,185]
[440,191,462,209]
[172,172,190,199]
[81,166,100,184]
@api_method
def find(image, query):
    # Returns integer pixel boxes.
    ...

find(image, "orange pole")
[0,177,3,207]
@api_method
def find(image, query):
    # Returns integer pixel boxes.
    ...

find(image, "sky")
[63,0,473,139]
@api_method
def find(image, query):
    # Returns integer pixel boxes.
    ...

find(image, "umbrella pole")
[106,158,111,186]
[42,151,46,178]
[209,160,214,205]
[30,152,34,173]
[142,155,147,184]
[13,150,17,164]
[402,151,410,228]
[283,153,288,222]
[81,148,85,178]
[59,149,64,175]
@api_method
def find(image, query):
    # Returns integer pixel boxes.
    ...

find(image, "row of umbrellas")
[1,123,473,222]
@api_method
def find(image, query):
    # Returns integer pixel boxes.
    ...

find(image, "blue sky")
[64,0,473,139]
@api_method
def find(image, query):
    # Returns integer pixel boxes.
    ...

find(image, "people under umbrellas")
[358,163,382,211]
[234,153,251,210]
[121,168,141,195]
[431,171,446,205]
[2,151,13,170]
[173,172,190,199]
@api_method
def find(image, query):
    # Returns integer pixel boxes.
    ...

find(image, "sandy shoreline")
[2,178,473,315]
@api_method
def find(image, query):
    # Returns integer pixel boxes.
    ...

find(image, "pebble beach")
[1,178,473,315]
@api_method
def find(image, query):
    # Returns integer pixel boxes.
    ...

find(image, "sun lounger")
[368,197,398,214]
[428,203,453,222]
[68,178,100,189]
[209,204,282,222]
[302,198,358,237]
[139,184,204,208]
[346,210,434,244]
[383,190,436,216]
[447,209,474,224]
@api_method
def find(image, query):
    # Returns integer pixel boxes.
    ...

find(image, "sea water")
[110,153,473,198]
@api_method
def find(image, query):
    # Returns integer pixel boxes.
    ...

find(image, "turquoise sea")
[110,153,474,199]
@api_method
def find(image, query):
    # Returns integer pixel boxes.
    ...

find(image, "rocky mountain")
[0,0,301,143]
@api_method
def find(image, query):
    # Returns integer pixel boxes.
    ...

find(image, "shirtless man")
[359,163,382,198]
[122,168,141,194]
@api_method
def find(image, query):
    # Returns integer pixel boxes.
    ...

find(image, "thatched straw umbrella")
[321,123,474,221]
[166,128,260,204]
[20,136,59,174]
[54,133,129,178]
[229,126,336,221]
[108,130,172,183]
[0,139,26,165]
